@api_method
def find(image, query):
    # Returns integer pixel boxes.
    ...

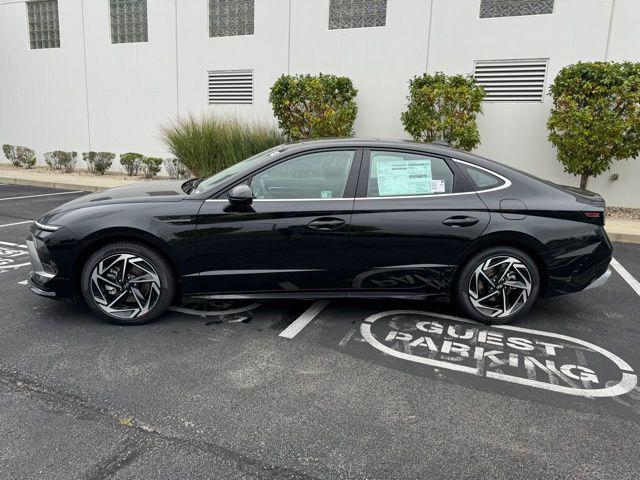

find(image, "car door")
[190,149,361,296]
[347,148,490,298]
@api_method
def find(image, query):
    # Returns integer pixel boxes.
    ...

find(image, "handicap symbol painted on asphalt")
[361,310,637,398]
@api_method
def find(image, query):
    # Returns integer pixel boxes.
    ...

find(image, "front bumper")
[26,235,58,298]
[584,267,611,291]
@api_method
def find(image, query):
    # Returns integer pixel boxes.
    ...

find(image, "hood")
[55,180,188,211]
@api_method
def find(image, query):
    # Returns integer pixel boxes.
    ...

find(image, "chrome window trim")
[203,158,511,202]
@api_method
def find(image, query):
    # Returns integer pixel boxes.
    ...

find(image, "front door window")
[250,150,355,200]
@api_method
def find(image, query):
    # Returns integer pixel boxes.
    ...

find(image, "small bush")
[3,145,36,168]
[2,145,19,166]
[17,147,37,169]
[164,158,192,179]
[141,157,163,179]
[161,115,284,177]
[401,72,485,151]
[548,61,640,189]
[269,73,358,141]
[44,151,77,173]
[83,151,115,175]
[120,152,144,176]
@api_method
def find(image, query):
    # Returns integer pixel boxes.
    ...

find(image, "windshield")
[193,146,283,195]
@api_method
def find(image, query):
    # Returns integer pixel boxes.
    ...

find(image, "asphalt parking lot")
[1,184,640,480]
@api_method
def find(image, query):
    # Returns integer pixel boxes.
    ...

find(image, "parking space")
[1,185,640,479]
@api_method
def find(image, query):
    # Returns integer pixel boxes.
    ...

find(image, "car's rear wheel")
[80,241,175,325]
[454,246,539,324]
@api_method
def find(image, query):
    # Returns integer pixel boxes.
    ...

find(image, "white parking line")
[0,241,27,248]
[0,190,81,202]
[0,262,31,270]
[0,220,34,229]
[611,258,640,297]
[279,300,331,339]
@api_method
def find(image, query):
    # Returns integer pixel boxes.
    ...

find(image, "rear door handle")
[307,217,346,231]
[442,216,479,227]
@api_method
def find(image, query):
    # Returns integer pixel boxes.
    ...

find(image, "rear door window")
[367,151,454,197]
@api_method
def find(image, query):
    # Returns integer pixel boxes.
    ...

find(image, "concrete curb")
[606,231,640,245]
[0,175,116,193]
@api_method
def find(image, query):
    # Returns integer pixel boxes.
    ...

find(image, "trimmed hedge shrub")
[401,72,485,151]
[269,73,358,141]
[120,152,144,176]
[83,151,115,175]
[161,115,284,177]
[141,157,163,179]
[548,61,640,189]
[3,145,36,168]
[44,151,77,172]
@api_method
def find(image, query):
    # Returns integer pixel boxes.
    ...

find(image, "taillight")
[582,210,604,225]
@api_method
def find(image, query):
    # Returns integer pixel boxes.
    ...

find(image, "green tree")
[548,62,640,189]
[401,72,485,151]
[269,73,358,141]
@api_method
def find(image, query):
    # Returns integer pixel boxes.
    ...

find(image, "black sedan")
[27,139,612,325]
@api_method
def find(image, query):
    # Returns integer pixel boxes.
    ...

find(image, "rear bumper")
[584,267,611,291]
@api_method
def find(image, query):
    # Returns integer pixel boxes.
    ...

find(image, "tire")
[454,246,540,324]
[80,241,175,325]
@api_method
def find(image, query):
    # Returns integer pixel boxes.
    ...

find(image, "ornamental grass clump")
[161,115,284,177]
[269,73,358,141]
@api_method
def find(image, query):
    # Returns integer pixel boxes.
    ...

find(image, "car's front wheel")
[80,241,175,325]
[454,246,539,324]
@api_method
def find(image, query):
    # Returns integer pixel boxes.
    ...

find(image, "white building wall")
[177,0,289,122]
[0,5,13,145]
[82,0,178,161]
[0,0,639,206]
[289,0,431,138]
[1,0,89,157]
[428,0,619,199]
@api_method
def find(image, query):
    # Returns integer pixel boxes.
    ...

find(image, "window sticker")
[430,179,446,193]
[375,157,432,196]
[321,190,333,198]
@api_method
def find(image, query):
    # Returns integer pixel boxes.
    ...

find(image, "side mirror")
[228,184,253,206]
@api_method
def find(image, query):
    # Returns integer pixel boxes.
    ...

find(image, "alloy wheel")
[90,253,161,319]
[468,255,532,318]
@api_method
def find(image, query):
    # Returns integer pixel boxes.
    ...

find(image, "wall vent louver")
[473,59,548,102]
[208,70,254,105]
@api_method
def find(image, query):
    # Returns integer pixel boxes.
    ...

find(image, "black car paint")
[28,139,612,303]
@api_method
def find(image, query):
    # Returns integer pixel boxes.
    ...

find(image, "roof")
[278,137,470,158]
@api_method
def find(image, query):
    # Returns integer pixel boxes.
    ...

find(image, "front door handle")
[307,217,346,231]
[442,216,479,227]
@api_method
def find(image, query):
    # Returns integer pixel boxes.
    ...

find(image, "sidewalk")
[0,165,145,192]
[605,218,640,244]
[1,165,639,243]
